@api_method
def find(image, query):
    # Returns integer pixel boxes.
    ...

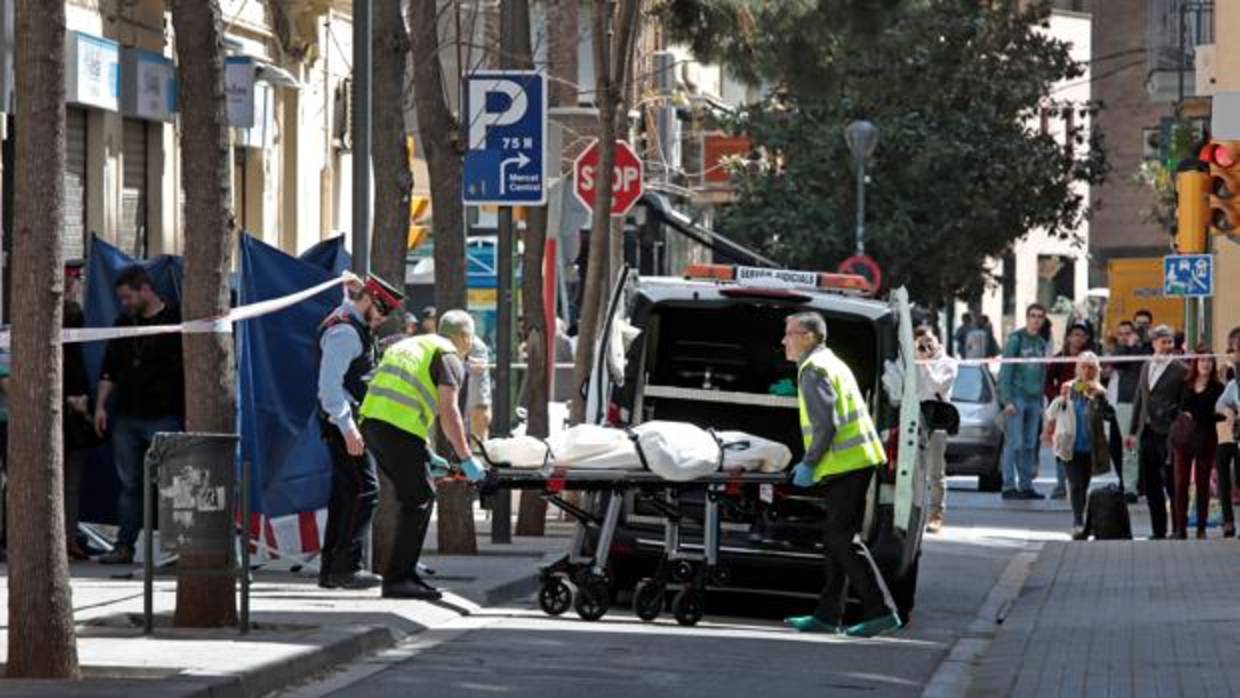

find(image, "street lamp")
[845,120,879,256]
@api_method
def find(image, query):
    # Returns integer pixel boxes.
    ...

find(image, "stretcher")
[481,462,789,626]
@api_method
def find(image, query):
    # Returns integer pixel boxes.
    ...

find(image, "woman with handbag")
[1043,352,1113,539]
[1171,346,1225,539]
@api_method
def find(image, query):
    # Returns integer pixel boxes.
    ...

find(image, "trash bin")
[142,431,250,635]
[147,432,239,558]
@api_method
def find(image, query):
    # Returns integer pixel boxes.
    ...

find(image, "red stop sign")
[574,139,644,217]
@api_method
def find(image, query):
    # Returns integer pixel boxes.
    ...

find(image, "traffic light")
[1176,168,1209,254]
[1206,140,1240,236]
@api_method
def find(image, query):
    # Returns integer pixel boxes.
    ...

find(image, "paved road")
[281,474,1084,698]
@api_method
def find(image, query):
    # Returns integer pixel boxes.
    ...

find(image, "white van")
[581,264,936,621]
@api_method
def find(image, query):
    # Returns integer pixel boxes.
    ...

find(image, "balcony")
[1146,0,1215,103]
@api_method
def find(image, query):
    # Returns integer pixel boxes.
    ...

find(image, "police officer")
[316,274,403,590]
[359,309,486,600]
[780,312,901,637]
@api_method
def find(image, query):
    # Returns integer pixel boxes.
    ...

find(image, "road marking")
[921,544,1041,698]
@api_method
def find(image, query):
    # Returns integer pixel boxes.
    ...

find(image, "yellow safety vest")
[797,347,887,483]
[359,334,458,440]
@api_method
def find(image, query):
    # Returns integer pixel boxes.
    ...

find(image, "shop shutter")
[119,119,147,257]
[64,107,87,261]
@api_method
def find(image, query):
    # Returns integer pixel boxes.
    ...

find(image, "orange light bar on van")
[683,263,737,281]
[816,273,871,293]
[683,264,873,295]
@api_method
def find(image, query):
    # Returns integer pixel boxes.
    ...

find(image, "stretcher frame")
[487,465,788,626]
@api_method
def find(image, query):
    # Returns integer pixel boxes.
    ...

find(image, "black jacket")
[1129,359,1189,437]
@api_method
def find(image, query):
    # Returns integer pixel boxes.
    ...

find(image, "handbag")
[1169,413,1197,453]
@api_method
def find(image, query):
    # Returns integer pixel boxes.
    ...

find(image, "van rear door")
[890,287,926,557]
[585,268,634,425]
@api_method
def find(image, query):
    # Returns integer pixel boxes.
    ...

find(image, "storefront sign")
[121,48,176,122]
[66,31,120,111]
[226,56,255,128]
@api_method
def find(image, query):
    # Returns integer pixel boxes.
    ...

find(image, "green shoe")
[783,615,841,634]
[845,612,902,638]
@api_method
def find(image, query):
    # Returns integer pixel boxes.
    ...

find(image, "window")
[951,365,993,404]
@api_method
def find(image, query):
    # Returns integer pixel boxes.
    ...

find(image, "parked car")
[581,264,948,622]
[945,363,1004,491]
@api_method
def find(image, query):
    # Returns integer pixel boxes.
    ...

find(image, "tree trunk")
[410,0,472,553]
[514,0,551,536]
[170,0,238,628]
[516,203,550,536]
[6,0,79,678]
[571,0,625,425]
[370,0,412,290]
[547,0,580,107]
[436,479,478,554]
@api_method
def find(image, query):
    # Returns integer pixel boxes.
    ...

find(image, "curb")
[921,543,1043,698]
[963,541,1067,698]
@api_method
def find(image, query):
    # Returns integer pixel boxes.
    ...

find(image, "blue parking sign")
[461,71,547,206]
[1163,254,1214,298]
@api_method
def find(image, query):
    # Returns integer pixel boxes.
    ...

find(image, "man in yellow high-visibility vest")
[359,309,486,600]
[781,311,901,637]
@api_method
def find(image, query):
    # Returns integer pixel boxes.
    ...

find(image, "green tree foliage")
[659,0,1109,301]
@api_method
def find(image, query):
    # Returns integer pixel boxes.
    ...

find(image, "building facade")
[0,0,361,319]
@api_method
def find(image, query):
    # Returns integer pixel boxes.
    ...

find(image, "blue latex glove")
[790,463,815,488]
[428,452,450,478]
[458,456,487,483]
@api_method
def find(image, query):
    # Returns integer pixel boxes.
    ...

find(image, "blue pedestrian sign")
[462,71,547,206]
[1163,254,1214,298]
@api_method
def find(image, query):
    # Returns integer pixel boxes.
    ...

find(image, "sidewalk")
[0,522,573,697]
[969,539,1240,697]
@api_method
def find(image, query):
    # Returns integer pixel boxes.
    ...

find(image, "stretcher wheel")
[671,559,695,583]
[672,589,704,627]
[538,578,572,616]
[574,581,610,622]
[633,580,665,622]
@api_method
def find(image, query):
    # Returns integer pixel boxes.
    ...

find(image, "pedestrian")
[358,309,486,600]
[62,263,95,561]
[419,306,437,335]
[965,314,1000,360]
[1106,320,1150,501]
[997,304,1050,500]
[94,266,185,565]
[316,274,404,590]
[1126,325,1186,540]
[1043,352,1113,539]
[954,312,974,357]
[1171,346,1225,539]
[1045,323,1093,499]
[780,312,900,637]
[464,334,493,441]
[1216,327,1240,537]
[404,312,418,337]
[1133,309,1154,350]
[915,327,957,534]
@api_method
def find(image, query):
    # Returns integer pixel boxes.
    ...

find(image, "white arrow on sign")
[499,152,532,195]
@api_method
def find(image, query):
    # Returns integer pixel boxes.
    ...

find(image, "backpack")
[1083,484,1132,540]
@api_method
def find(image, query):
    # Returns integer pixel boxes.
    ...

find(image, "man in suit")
[1126,325,1187,539]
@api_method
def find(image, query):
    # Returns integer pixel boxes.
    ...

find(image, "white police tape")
[920,352,1230,367]
[0,272,358,350]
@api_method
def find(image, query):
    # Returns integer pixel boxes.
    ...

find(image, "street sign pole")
[460,59,547,546]
[493,205,513,544]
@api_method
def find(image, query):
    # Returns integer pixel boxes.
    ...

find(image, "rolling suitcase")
[1084,484,1132,540]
